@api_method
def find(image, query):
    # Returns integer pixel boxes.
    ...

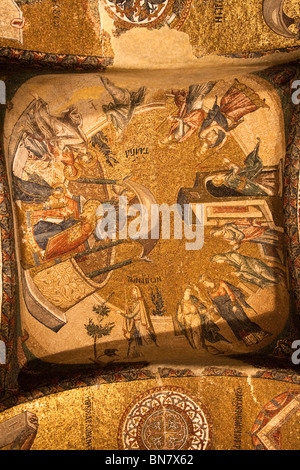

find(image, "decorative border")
[0,364,300,413]
[251,390,300,450]
[284,102,300,312]
[0,47,113,70]
[254,63,300,318]
[1,44,299,69]
[0,145,18,397]
[224,46,300,60]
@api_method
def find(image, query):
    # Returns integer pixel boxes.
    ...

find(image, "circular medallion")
[104,0,174,28]
[103,0,192,31]
[118,387,211,450]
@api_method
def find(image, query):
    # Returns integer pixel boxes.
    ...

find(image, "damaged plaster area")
[99,2,203,70]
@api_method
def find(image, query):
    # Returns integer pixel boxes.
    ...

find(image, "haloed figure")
[199,276,269,346]
[176,286,229,352]
[210,220,280,252]
[210,139,278,197]
[211,252,283,289]
[176,287,204,349]
[122,286,157,358]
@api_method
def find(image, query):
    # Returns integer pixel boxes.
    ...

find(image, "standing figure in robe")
[199,276,270,346]
[175,286,229,352]
[122,286,157,358]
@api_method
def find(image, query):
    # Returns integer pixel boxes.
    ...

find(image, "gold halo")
[63,162,82,181]
[80,147,98,168]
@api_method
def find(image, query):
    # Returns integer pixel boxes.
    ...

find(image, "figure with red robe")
[199,276,270,346]
[210,218,281,262]
[31,199,100,262]
[160,82,216,146]
[199,79,270,149]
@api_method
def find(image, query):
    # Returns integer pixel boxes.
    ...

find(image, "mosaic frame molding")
[0,47,113,71]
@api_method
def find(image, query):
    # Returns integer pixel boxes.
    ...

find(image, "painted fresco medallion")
[103,0,192,30]
[105,0,173,26]
[118,387,210,450]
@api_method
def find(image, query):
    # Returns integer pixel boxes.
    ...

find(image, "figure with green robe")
[211,138,277,197]
[211,252,284,289]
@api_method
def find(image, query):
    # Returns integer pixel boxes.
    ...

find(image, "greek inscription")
[84,395,93,450]
[127,274,162,284]
[214,0,224,23]
[125,148,149,160]
[52,0,61,27]
[232,387,243,450]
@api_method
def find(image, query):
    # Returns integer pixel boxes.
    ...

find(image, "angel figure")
[15,97,87,160]
[159,82,216,147]
[100,76,146,141]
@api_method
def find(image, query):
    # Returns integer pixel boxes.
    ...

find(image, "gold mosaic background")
[0,375,299,450]
[0,0,299,64]
[2,72,290,367]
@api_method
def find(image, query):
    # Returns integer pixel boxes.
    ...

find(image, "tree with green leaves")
[84,302,117,363]
[151,287,166,316]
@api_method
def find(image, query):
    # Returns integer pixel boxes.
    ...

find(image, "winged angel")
[100,77,146,141]
[160,81,216,147]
